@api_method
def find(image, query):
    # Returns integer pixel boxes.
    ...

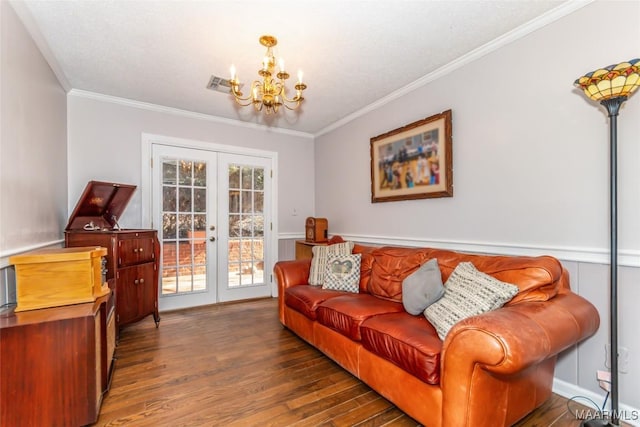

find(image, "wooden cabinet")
[65,181,159,329]
[0,294,115,427]
[295,240,328,260]
[66,230,160,329]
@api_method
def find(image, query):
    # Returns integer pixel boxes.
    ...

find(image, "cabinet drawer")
[118,237,155,267]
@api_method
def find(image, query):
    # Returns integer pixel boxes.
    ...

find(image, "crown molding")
[68,89,314,139]
[314,0,595,138]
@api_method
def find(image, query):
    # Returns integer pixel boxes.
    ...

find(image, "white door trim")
[140,133,279,299]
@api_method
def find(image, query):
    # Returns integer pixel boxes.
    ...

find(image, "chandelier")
[229,35,307,114]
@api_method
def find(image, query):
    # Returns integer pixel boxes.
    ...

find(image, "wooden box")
[10,246,109,312]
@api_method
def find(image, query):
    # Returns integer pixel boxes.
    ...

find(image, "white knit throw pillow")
[308,241,354,286]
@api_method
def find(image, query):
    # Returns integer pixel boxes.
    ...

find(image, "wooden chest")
[9,246,109,312]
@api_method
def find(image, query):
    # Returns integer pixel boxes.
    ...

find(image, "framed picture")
[370,109,452,203]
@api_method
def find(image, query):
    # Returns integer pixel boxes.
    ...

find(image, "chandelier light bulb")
[230,64,236,81]
[279,58,285,73]
[298,70,304,84]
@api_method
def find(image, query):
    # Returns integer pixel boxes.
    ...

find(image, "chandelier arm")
[278,84,303,104]
[280,81,304,105]
[229,84,254,104]
[232,97,255,107]
[282,100,302,111]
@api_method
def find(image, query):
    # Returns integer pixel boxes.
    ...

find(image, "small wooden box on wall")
[305,217,328,243]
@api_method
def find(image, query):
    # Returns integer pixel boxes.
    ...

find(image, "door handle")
[210,225,216,231]
[209,236,216,242]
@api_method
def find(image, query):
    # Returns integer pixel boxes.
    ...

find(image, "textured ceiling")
[17,0,574,135]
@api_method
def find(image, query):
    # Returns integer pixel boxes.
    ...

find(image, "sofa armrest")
[274,259,311,324]
[443,291,599,375]
[440,291,599,425]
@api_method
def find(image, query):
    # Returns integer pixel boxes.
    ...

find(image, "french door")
[217,153,272,302]
[151,143,273,311]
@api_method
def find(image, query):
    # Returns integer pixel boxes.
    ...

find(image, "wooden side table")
[295,240,328,260]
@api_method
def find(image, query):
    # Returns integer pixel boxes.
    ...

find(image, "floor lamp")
[574,58,640,426]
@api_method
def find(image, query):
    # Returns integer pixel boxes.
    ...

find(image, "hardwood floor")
[95,298,595,426]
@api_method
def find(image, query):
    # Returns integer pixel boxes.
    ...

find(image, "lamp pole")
[575,58,639,427]
[601,96,625,426]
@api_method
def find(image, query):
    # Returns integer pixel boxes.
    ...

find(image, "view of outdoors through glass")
[160,158,265,296]
[161,158,207,295]
[228,164,265,287]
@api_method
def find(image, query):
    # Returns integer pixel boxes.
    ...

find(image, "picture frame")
[370,109,452,203]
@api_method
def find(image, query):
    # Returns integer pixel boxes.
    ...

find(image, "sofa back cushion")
[429,249,561,304]
[368,246,433,301]
[352,245,562,304]
[353,244,376,293]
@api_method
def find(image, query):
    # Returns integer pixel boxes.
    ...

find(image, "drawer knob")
[134,279,140,284]
[140,279,145,284]
[133,248,138,253]
[139,248,143,253]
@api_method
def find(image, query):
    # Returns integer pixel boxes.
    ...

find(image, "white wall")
[315,0,640,413]
[316,1,639,256]
[0,0,67,288]
[67,94,315,235]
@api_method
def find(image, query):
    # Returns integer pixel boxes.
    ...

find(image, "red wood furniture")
[64,180,160,329]
[0,293,115,426]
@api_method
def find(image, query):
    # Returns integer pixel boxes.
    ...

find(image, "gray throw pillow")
[424,262,519,340]
[402,258,445,315]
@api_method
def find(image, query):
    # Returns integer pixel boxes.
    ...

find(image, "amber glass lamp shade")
[574,58,640,101]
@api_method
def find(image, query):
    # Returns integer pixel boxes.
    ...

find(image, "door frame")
[140,133,279,299]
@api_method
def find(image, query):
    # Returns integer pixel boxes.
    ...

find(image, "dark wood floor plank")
[94,298,594,426]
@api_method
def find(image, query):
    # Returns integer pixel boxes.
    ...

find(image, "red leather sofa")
[274,243,599,426]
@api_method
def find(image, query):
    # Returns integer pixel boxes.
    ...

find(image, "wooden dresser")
[66,230,160,328]
[65,181,160,329]
[0,293,115,426]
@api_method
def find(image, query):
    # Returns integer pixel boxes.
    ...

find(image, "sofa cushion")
[284,286,345,320]
[322,253,361,293]
[430,249,561,304]
[369,246,433,302]
[316,294,404,341]
[424,262,519,340]
[308,241,354,286]
[353,244,376,293]
[360,312,442,385]
[402,258,445,315]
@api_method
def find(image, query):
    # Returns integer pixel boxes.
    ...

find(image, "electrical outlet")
[605,344,630,373]
[597,370,611,392]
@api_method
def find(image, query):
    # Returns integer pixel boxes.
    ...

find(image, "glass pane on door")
[227,164,264,287]
[161,158,207,295]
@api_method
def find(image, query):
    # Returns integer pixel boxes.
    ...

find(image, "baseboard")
[553,378,640,426]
